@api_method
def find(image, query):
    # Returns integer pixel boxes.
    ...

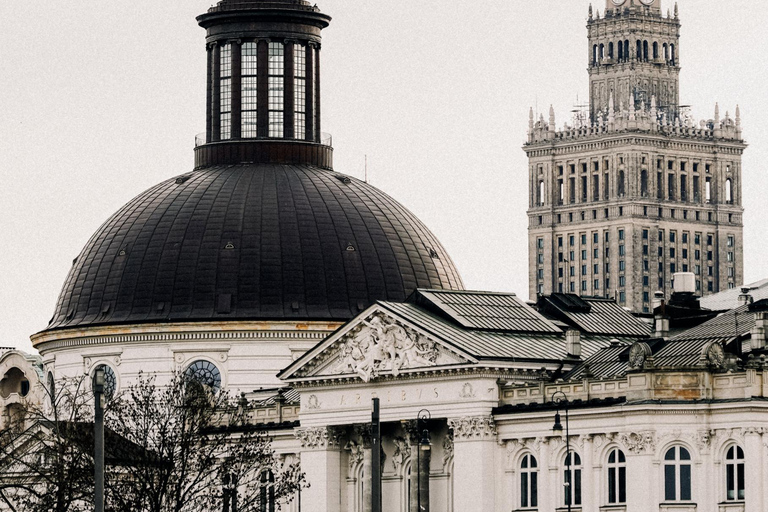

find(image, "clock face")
[640,0,655,5]
[611,0,626,5]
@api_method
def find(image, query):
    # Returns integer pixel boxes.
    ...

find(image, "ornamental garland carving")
[442,432,454,468]
[448,416,497,440]
[619,431,656,454]
[334,314,439,382]
[392,436,411,474]
[295,427,340,450]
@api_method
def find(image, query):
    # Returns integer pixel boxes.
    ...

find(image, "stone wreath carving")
[448,416,497,440]
[334,313,439,382]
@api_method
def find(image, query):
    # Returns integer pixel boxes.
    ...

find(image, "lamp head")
[553,411,563,432]
[419,429,431,451]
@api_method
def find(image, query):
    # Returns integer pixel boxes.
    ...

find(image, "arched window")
[93,364,117,399]
[643,40,649,61]
[641,169,649,197]
[599,43,605,61]
[259,470,276,512]
[520,454,538,509]
[624,40,630,60]
[636,40,642,60]
[663,43,669,61]
[653,41,659,60]
[268,42,285,138]
[670,44,676,65]
[617,41,624,61]
[608,42,614,59]
[184,360,222,390]
[593,45,598,65]
[564,452,582,507]
[725,445,745,501]
[607,448,627,504]
[664,446,692,501]
[725,178,733,203]
[539,180,545,206]
[618,170,625,197]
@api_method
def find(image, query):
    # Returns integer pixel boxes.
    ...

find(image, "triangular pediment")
[280,305,475,383]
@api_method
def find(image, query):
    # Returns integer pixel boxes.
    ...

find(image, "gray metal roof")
[379,301,614,362]
[565,342,631,380]
[45,164,463,331]
[699,278,768,311]
[543,295,651,337]
[415,289,561,333]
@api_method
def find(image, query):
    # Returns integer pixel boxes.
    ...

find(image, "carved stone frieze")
[345,438,365,471]
[619,431,656,454]
[333,313,440,382]
[448,416,497,440]
[392,436,411,473]
[442,432,454,468]
[295,426,341,450]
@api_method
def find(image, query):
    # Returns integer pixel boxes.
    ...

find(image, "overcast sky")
[1,1,766,352]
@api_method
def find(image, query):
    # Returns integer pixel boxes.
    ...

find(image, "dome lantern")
[195,0,333,169]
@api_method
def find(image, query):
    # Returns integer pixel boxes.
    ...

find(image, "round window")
[184,360,222,390]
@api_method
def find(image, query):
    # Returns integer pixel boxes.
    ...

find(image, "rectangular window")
[728,252,734,262]
[241,42,258,138]
[570,236,575,246]
[268,42,285,138]
[219,43,233,140]
[582,250,587,260]
[682,249,688,259]
[294,43,307,140]
[619,229,624,241]
[619,276,625,287]
[582,265,587,275]
[581,234,587,245]
[728,236,735,247]
[619,245,625,256]
[670,232,676,243]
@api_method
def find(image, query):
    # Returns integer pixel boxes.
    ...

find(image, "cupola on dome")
[43,0,463,332]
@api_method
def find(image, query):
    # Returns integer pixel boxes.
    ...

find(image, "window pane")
[679,447,691,460]
[530,455,537,468]
[608,467,616,503]
[521,473,528,507]
[664,465,676,500]
[531,472,538,507]
[665,448,676,461]
[680,464,691,501]
[727,464,735,500]
[737,463,745,500]
[574,468,582,505]
[619,466,626,503]
[618,450,626,463]
[608,450,615,464]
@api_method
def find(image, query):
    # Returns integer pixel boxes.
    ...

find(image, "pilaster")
[448,416,497,512]
[296,426,343,512]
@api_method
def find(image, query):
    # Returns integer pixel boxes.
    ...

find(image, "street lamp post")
[552,391,571,512]
[416,409,431,512]
[93,368,105,512]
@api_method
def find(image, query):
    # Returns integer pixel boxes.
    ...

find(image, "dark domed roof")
[46,164,463,330]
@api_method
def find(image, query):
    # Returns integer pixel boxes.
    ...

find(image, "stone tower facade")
[525,0,746,313]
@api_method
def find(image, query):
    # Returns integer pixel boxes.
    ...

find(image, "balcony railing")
[195,132,332,148]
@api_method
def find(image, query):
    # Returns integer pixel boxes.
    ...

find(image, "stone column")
[353,424,374,512]
[744,428,764,512]
[582,435,595,511]
[448,416,497,512]
[296,427,342,512]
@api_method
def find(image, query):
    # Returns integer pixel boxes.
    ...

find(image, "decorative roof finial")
[674,2,679,18]
[529,107,535,131]
[714,102,720,125]
[549,105,556,131]
[736,105,741,128]
[588,3,593,20]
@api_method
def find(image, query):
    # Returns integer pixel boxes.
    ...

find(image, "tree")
[0,371,305,512]
[104,372,305,512]
[0,376,95,512]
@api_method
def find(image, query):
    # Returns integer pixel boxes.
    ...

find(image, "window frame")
[519,453,539,509]
[606,448,627,505]
[663,446,693,502]
[724,445,745,502]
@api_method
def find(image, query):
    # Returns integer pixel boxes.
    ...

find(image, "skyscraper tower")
[525,0,746,313]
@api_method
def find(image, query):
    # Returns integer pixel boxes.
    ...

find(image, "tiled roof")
[565,342,632,380]
[699,278,768,311]
[46,164,463,331]
[414,289,561,333]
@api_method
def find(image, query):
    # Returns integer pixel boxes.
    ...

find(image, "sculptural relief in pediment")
[307,312,468,382]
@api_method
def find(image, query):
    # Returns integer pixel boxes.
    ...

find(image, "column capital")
[448,415,497,441]
[295,426,342,451]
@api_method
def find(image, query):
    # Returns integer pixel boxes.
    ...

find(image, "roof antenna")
[364,154,368,183]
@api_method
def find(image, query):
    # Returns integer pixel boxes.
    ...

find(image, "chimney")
[739,287,754,306]
[566,329,582,358]
[655,314,670,339]
[751,311,767,351]
[652,291,665,311]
